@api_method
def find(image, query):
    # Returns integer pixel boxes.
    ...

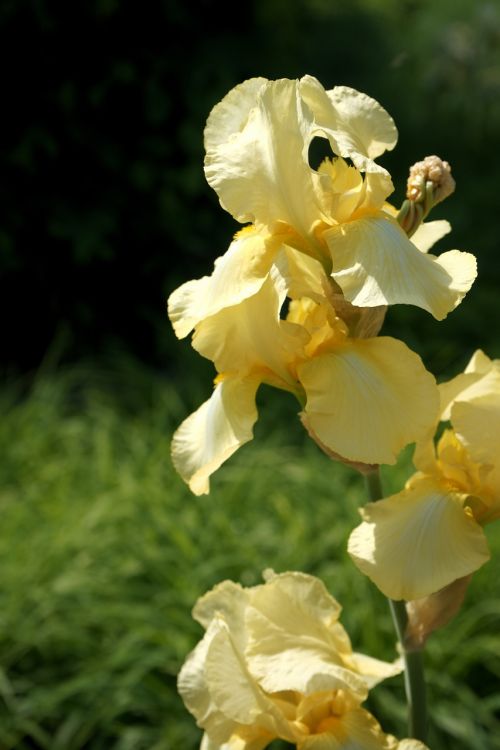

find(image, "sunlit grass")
[0,361,499,749]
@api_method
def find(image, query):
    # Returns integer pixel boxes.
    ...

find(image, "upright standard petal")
[324,215,477,319]
[298,337,439,466]
[171,376,260,495]
[205,78,327,236]
[300,76,396,201]
[348,478,491,600]
[168,227,279,339]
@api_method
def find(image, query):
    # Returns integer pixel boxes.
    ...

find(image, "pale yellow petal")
[178,619,240,743]
[171,376,260,495]
[411,220,451,253]
[192,270,307,388]
[397,742,430,750]
[205,78,326,234]
[204,621,296,742]
[346,652,402,689]
[168,228,278,338]
[326,85,398,159]
[324,215,477,318]
[300,76,395,204]
[348,478,491,600]
[465,349,493,374]
[452,392,500,466]
[439,350,494,419]
[246,608,367,698]
[299,337,439,466]
[274,245,328,303]
[301,76,396,164]
[204,78,268,152]
[441,360,500,463]
[243,572,367,699]
[193,579,249,631]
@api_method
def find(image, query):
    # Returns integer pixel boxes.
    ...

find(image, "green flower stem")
[365,468,428,743]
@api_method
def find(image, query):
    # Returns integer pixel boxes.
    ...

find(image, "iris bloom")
[348,350,500,601]
[171,248,439,495]
[178,571,428,750]
[169,75,476,342]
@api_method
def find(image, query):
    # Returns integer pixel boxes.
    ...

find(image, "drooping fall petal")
[348,478,491,600]
[324,215,477,319]
[171,376,260,495]
[299,337,439,466]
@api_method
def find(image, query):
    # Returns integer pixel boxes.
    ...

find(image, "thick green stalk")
[365,468,428,742]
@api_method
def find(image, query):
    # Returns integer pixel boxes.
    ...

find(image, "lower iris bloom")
[178,571,427,750]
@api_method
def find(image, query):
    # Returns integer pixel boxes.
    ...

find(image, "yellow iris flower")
[348,350,500,601]
[178,571,428,750]
[169,75,476,342]
[171,247,439,495]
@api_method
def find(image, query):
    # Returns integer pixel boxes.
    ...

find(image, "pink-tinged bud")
[407,155,456,205]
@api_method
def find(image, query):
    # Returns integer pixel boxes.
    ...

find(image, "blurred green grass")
[0,360,499,749]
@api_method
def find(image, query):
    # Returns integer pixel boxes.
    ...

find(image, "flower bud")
[407,155,455,206]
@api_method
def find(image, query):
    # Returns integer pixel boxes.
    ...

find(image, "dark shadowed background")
[2,0,500,378]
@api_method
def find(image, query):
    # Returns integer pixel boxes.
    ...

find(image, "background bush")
[0,364,499,749]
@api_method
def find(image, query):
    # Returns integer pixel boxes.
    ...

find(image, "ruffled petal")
[348,478,491,600]
[300,76,396,186]
[193,579,249,631]
[298,337,439,466]
[205,77,327,235]
[324,215,477,319]
[245,604,367,698]
[204,78,268,152]
[325,85,398,159]
[168,227,278,338]
[242,573,368,699]
[171,376,260,495]
[411,220,451,253]
[300,77,395,212]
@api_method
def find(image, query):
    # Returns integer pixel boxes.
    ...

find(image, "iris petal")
[348,478,491,600]
[171,376,260,495]
[299,337,438,465]
[168,228,279,339]
[325,215,477,319]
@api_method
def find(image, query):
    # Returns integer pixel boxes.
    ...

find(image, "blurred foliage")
[1,0,500,377]
[0,361,499,748]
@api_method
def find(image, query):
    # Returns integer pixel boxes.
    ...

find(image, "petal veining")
[348,478,491,600]
[325,215,477,318]
[299,337,439,465]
